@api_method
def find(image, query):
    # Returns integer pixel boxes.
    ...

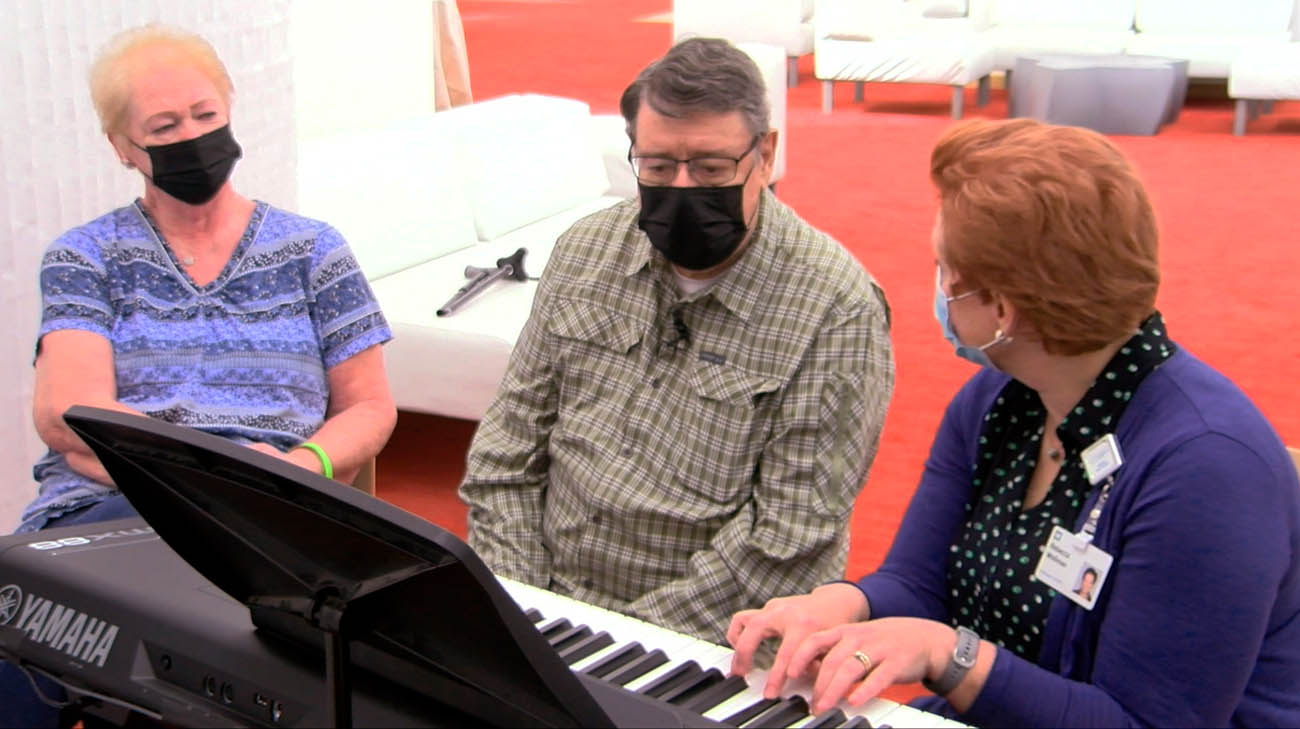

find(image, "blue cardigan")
[858,348,1300,727]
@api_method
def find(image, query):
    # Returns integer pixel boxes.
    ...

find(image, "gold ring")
[852,650,873,674]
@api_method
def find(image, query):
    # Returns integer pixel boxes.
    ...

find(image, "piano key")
[495,577,961,728]
[558,630,614,665]
[840,717,873,728]
[606,648,669,686]
[659,667,725,706]
[679,673,748,714]
[875,704,966,728]
[700,678,772,722]
[581,643,646,679]
[523,607,543,622]
[803,709,848,728]
[538,617,572,637]
[546,624,592,649]
[636,661,702,699]
[723,697,783,726]
[746,694,810,728]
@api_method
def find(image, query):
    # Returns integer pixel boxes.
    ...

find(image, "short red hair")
[931,119,1159,356]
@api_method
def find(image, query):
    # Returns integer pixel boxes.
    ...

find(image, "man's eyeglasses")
[629,134,762,187]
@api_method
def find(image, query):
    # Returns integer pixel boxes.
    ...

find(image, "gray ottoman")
[1010,54,1189,135]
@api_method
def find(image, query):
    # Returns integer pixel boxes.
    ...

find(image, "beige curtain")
[434,0,473,109]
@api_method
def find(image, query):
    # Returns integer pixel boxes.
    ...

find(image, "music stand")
[61,406,614,728]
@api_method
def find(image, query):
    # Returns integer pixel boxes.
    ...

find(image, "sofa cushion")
[1229,42,1300,99]
[989,0,1136,31]
[1134,0,1294,34]
[297,114,479,279]
[446,94,611,241]
[1125,33,1294,77]
[986,26,1135,70]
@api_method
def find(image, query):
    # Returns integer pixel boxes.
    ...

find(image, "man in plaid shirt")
[460,38,894,644]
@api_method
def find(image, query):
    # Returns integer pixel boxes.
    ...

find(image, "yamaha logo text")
[0,584,119,667]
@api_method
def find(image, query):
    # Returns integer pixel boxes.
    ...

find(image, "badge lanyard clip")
[1078,433,1123,543]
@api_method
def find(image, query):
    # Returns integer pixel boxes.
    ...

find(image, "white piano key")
[497,576,963,728]
[567,640,627,673]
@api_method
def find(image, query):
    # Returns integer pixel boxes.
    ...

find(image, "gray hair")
[619,37,770,144]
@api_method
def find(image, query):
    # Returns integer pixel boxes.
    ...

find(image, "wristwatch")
[923,626,980,696]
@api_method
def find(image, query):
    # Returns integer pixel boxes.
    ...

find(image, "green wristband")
[297,441,333,479]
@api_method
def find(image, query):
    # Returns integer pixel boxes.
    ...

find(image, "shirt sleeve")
[458,261,561,587]
[308,225,393,369]
[961,432,1296,728]
[37,230,114,346]
[625,285,895,642]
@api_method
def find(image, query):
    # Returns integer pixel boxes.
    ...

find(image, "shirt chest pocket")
[674,362,782,503]
[546,299,644,411]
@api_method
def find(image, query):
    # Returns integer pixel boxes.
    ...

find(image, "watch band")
[923,626,980,696]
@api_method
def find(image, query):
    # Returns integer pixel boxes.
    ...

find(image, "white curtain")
[0,0,296,531]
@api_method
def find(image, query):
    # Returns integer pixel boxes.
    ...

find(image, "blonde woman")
[4,25,396,726]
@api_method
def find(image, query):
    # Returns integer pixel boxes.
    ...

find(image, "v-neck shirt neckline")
[133,198,267,294]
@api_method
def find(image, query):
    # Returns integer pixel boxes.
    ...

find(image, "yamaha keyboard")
[499,577,968,729]
[0,521,961,728]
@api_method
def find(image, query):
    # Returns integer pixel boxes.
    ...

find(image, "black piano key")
[546,624,592,649]
[523,607,544,623]
[659,667,724,705]
[679,674,749,714]
[636,660,700,698]
[722,697,782,727]
[839,716,873,728]
[558,630,615,665]
[538,618,572,637]
[746,695,810,728]
[581,643,645,679]
[606,649,669,686]
[804,709,848,728]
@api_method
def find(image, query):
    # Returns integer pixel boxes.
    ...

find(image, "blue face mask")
[933,267,1006,368]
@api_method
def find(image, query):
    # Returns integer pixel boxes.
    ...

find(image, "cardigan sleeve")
[856,371,1004,620]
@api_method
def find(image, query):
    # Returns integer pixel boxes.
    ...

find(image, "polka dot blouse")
[944,312,1176,661]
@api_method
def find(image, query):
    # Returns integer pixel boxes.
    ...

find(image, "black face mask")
[134,125,242,205]
[636,182,751,271]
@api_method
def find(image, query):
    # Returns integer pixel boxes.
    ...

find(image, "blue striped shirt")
[20,200,391,532]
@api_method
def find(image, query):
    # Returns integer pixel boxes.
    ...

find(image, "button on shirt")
[460,189,895,642]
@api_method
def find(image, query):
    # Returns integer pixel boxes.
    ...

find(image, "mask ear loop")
[979,328,1012,352]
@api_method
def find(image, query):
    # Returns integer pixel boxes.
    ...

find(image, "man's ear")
[759,129,778,180]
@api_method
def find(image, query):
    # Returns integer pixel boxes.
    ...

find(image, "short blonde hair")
[88,24,234,136]
[931,119,1159,356]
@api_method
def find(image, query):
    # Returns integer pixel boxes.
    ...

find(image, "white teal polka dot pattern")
[944,313,1176,661]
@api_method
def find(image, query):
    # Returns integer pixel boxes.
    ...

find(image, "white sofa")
[1228,42,1300,134]
[814,0,1300,117]
[1125,0,1297,78]
[673,0,815,87]
[297,44,789,421]
[979,0,1137,71]
[815,0,994,118]
[298,94,631,420]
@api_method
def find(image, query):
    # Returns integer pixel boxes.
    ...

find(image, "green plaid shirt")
[461,189,894,643]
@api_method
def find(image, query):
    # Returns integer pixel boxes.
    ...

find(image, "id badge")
[1033,526,1114,610]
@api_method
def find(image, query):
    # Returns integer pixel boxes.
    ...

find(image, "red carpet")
[380,0,1300,600]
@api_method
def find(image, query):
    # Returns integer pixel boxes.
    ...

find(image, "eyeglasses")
[629,134,762,187]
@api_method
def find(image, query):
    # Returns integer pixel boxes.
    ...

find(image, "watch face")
[955,627,979,667]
